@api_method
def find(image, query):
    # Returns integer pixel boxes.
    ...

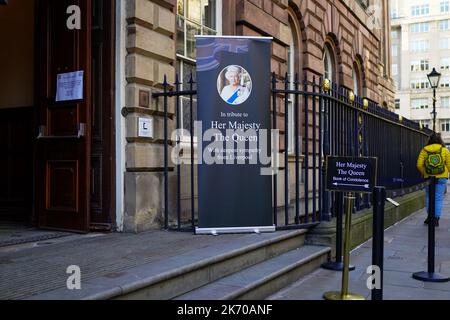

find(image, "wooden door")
[90,0,115,230]
[36,0,92,233]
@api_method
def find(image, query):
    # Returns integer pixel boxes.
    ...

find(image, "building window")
[323,45,335,83]
[395,99,400,109]
[352,62,362,97]
[410,79,430,89]
[442,97,450,108]
[440,38,450,49]
[411,4,430,16]
[441,76,450,88]
[392,45,398,57]
[411,98,430,109]
[439,20,450,30]
[442,119,450,132]
[410,59,429,72]
[176,0,219,60]
[391,9,398,19]
[410,40,429,53]
[410,22,430,33]
[352,68,358,95]
[286,12,304,156]
[441,58,450,70]
[391,31,398,38]
[287,22,295,155]
[392,64,398,76]
[176,0,221,131]
[441,2,450,13]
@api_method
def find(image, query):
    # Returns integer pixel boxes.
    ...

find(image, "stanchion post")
[372,187,386,301]
[322,192,355,271]
[324,192,365,300]
[336,193,343,264]
[413,177,450,282]
[428,177,436,274]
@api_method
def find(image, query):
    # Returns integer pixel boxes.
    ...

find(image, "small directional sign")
[326,156,378,194]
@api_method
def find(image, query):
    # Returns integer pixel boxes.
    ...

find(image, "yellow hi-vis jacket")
[417,144,450,179]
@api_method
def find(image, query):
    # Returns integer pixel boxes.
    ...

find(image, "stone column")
[124,0,176,232]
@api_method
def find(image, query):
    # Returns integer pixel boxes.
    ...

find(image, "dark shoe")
[424,217,430,224]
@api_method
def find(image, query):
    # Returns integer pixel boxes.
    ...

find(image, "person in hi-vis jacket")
[417,133,450,227]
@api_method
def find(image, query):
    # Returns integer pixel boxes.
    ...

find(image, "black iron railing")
[153,73,431,231]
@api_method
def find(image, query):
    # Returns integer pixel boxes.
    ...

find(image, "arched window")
[352,65,360,96]
[323,45,335,83]
[287,21,295,88]
[286,11,305,155]
[352,61,362,96]
[287,18,296,154]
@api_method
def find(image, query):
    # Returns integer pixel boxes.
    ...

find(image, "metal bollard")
[371,187,386,300]
[413,177,450,282]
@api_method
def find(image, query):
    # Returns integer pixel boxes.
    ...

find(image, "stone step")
[115,230,309,300]
[174,245,330,300]
[29,229,312,300]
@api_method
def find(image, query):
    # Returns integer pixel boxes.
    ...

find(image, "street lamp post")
[428,68,442,132]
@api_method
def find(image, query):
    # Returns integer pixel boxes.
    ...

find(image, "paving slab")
[268,190,450,300]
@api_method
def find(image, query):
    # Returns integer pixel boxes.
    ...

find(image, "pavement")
[0,224,73,248]
[268,196,450,300]
[2,194,450,300]
[0,225,262,300]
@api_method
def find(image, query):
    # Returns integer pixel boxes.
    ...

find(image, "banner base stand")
[195,226,276,235]
[321,261,355,271]
[413,271,450,283]
[323,291,365,301]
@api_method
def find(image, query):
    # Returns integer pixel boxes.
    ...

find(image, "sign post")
[323,156,377,301]
[326,156,378,193]
[321,192,356,272]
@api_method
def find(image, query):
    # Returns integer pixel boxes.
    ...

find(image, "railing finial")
[322,78,330,93]
[348,90,355,104]
[363,98,369,110]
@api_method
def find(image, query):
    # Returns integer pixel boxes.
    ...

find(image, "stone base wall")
[306,190,426,258]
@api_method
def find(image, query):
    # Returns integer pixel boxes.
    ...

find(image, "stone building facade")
[0,0,394,233]
[122,0,395,232]
[391,0,450,144]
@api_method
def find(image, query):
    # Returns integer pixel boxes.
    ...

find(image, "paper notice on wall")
[56,71,84,102]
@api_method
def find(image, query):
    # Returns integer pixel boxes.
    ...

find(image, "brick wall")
[235,0,395,105]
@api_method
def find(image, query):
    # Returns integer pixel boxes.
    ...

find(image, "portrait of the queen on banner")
[217,65,252,105]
